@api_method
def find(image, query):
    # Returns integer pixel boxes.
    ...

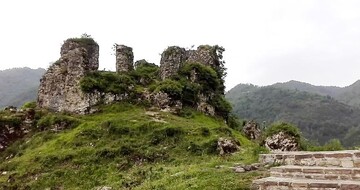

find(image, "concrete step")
[259,150,360,167]
[270,165,360,181]
[252,177,360,190]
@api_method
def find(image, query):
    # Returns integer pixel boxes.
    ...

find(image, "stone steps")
[252,177,360,190]
[270,165,360,181]
[252,150,360,189]
[259,150,360,167]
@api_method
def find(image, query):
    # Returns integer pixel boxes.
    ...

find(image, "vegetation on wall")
[80,61,232,120]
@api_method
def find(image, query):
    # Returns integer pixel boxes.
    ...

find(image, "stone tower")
[116,44,134,73]
[159,46,187,80]
[37,38,100,114]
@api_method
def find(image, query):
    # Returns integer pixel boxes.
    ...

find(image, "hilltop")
[0,36,268,189]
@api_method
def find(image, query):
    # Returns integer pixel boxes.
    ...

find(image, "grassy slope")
[0,103,262,189]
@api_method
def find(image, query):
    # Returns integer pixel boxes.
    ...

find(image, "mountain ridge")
[0,67,45,108]
[226,81,360,146]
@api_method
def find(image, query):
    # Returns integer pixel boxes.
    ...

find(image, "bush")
[150,126,184,145]
[265,122,302,141]
[227,114,243,131]
[211,95,232,119]
[0,116,22,128]
[22,101,37,109]
[68,35,98,46]
[179,63,220,93]
[80,71,135,95]
[131,60,159,85]
[155,80,183,100]
[37,114,80,131]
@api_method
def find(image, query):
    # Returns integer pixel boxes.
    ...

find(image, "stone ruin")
[37,38,225,115]
[115,44,134,73]
[159,45,221,80]
[37,38,100,114]
[159,45,223,115]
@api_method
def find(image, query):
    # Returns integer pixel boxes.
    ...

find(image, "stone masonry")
[159,45,220,80]
[116,44,134,73]
[37,38,226,116]
[252,150,360,189]
[158,45,223,115]
[37,38,100,114]
[159,46,187,80]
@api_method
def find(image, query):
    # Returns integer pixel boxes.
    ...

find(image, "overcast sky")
[1,0,360,90]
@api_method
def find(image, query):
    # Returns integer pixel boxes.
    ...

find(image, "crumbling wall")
[37,38,100,114]
[116,44,134,73]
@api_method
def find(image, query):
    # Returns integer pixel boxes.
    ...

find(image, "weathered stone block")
[37,38,100,114]
[340,184,360,190]
[326,153,352,158]
[115,44,134,73]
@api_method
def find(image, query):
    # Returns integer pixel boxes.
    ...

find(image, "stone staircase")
[252,150,360,189]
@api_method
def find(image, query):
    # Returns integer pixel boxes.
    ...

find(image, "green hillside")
[0,67,45,108]
[0,103,263,189]
[226,85,360,146]
[272,80,360,108]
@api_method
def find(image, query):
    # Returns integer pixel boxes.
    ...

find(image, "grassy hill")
[226,85,360,146]
[0,103,263,189]
[0,67,45,108]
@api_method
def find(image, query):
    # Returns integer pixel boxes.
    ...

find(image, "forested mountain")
[273,80,360,108]
[0,67,45,108]
[226,84,360,146]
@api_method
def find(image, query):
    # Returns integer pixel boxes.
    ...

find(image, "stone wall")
[37,39,226,116]
[159,46,187,80]
[159,45,220,80]
[259,150,360,167]
[116,44,134,73]
[37,38,100,114]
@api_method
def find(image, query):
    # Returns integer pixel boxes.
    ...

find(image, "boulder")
[264,131,299,151]
[242,120,261,140]
[217,137,240,155]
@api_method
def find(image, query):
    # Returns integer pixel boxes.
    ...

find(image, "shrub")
[150,126,184,145]
[68,35,98,46]
[227,114,242,131]
[80,71,135,95]
[199,127,210,136]
[211,95,232,119]
[154,80,183,100]
[37,114,80,131]
[265,122,302,141]
[202,138,219,154]
[131,60,160,85]
[179,63,220,93]
[22,101,37,109]
[0,117,22,128]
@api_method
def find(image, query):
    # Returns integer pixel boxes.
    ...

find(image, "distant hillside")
[226,85,360,146]
[0,67,45,108]
[273,80,360,108]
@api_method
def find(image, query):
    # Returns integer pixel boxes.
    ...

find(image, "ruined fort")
[37,37,227,116]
